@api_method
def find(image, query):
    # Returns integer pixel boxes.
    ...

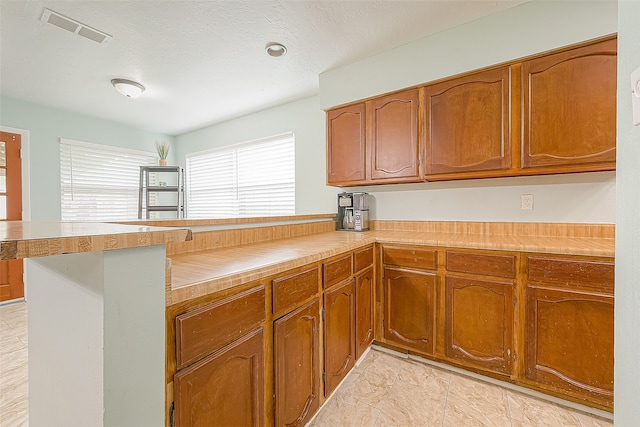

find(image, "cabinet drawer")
[527,256,614,293]
[324,253,352,289]
[446,250,516,279]
[273,267,319,315]
[176,285,265,369]
[354,245,374,272]
[383,245,437,270]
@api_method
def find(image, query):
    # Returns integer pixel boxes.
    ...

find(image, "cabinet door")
[323,280,356,396]
[327,104,367,185]
[274,299,320,427]
[522,38,617,171]
[369,89,421,182]
[525,286,614,406]
[174,328,264,427]
[383,267,436,355]
[444,275,513,375]
[424,67,512,177]
[355,267,375,360]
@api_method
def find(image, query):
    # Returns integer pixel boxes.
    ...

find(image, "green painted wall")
[615,0,640,423]
[0,96,174,220]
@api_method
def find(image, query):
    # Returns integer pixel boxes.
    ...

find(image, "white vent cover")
[41,8,112,45]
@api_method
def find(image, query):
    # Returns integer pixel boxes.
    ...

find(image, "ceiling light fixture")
[111,78,145,98]
[265,42,287,58]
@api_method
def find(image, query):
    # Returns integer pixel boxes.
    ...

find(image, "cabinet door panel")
[522,39,617,170]
[355,268,374,359]
[324,280,356,396]
[383,267,436,355]
[327,104,367,184]
[369,89,421,181]
[525,286,614,405]
[174,328,264,427]
[444,276,513,374]
[425,67,511,175]
[274,299,320,427]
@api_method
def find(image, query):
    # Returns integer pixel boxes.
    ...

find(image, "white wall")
[176,95,339,215]
[614,0,640,423]
[322,0,618,224]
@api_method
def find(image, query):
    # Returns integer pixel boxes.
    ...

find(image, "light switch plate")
[632,65,640,126]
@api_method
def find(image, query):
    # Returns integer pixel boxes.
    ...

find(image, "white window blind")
[60,139,158,221]
[186,132,295,218]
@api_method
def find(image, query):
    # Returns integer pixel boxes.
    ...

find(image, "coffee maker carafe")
[337,192,370,231]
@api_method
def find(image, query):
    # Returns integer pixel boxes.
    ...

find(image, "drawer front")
[354,245,374,273]
[176,285,265,369]
[273,267,319,315]
[446,250,516,279]
[383,245,437,270]
[527,256,614,293]
[323,253,353,289]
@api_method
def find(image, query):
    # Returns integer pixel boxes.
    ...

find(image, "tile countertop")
[0,221,192,260]
[167,229,615,305]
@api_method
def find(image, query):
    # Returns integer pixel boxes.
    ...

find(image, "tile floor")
[0,301,614,427]
[0,301,28,427]
[309,349,613,427]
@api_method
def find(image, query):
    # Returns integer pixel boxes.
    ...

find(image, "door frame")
[0,126,30,220]
[0,126,31,303]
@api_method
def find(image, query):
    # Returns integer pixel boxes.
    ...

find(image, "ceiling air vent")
[40,8,112,45]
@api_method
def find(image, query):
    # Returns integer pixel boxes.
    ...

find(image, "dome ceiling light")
[111,78,145,98]
[265,42,287,58]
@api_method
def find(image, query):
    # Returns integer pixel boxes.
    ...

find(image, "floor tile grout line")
[440,370,451,427]
[506,389,513,427]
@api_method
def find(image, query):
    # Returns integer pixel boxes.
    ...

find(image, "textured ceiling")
[0,1,526,135]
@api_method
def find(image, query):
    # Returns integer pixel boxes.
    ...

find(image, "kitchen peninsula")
[157,216,614,426]
[0,221,192,427]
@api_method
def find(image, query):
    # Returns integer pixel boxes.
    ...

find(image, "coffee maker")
[337,192,370,231]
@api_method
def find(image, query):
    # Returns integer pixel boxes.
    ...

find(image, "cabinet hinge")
[513,351,517,361]
[322,370,326,383]
[169,402,175,427]
[321,307,325,321]
[513,296,517,306]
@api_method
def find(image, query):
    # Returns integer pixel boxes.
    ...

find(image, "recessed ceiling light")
[265,42,287,58]
[111,79,145,98]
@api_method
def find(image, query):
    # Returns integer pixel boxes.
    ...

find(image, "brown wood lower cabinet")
[383,267,436,355]
[323,280,356,396]
[444,275,514,375]
[174,328,265,427]
[524,255,614,409]
[525,286,614,406]
[274,299,321,427]
[355,267,374,359]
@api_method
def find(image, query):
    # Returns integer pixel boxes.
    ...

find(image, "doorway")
[0,131,23,302]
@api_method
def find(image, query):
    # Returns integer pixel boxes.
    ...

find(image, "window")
[186,132,295,218]
[60,139,158,221]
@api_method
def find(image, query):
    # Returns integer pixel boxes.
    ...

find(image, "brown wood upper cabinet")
[368,89,422,183]
[326,103,366,185]
[326,89,421,186]
[522,38,617,172]
[326,36,616,186]
[425,67,513,179]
